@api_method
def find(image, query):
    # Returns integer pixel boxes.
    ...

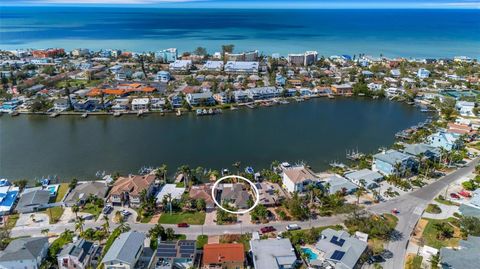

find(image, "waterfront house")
[456,101,475,117]
[131,98,150,111]
[215,183,251,209]
[171,95,183,109]
[155,184,185,205]
[344,169,383,189]
[372,150,417,176]
[459,189,480,218]
[189,184,215,211]
[15,189,51,213]
[150,98,166,111]
[63,181,109,207]
[213,92,230,104]
[323,174,358,195]
[439,236,480,269]
[403,143,441,161]
[246,87,280,100]
[102,231,145,269]
[225,50,258,62]
[202,243,245,269]
[255,182,286,207]
[185,91,215,106]
[0,185,20,215]
[224,61,259,74]
[57,238,101,269]
[108,174,156,207]
[275,74,286,86]
[249,237,297,269]
[331,84,353,96]
[417,68,431,79]
[282,166,318,193]
[169,60,192,72]
[155,240,197,269]
[0,99,22,112]
[447,122,476,137]
[0,237,49,269]
[202,61,224,72]
[53,98,69,111]
[232,90,249,103]
[312,229,367,269]
[155,48,178,63]
[155,71,171,83]
[428,131,462,151]
[111,98,130,112]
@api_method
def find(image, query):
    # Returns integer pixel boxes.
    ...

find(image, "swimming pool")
[301,247,318,261]
[47,185,58,196]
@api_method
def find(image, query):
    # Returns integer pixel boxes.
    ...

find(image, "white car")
[286,224,301,231]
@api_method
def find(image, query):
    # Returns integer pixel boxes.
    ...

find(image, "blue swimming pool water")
[0,191,19,207]
[47,186,56,195]
[301,247,318,261]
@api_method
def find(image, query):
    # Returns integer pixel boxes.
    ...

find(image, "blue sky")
[1,0,479,8]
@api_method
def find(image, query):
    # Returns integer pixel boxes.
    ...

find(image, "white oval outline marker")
[211,175,260,215]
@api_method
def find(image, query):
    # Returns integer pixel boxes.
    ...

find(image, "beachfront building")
[57,239,100,269]
[202,61,224,72]
[15,189,51,213]
[155,48,178,63]
[155,71,171,83]
[150,98,166,111]
[185,91,215,106]
[403,143,441,161]
[331,84,353,96]
[246,87,280,100]
[224,61,259,74]
[372,150,417,176]
[202,243,245,269]
[102,231,145,269]
[255,182,286,207]
[108,174,156,207]
[63,181,109,207]
[287,51,318,66]
[225,50,258,62]
[232,90,249,103]
[53,98,69,111]
[156,240,197,269]
[312,229,367,269]
[215,183,251,209]
[213,92,230,104]
[344,169,383,189]
[131,98,150,111]
[0,237,49,269]
[282,166,318,193]
[417,68,431,79]
[456,101,475,117]
[155,184,185,205]
[323,174,358,195]
[249,237,297,269]
[169,60,192,72]
[428,131,462,151]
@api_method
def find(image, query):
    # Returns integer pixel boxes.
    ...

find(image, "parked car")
[286,224,301,231]
[391,208,400,215]
[260,226,276,234]
[459,190,471,198]
[177,223,189,228]
[120,209,131,217]
[450,193,461,199]
[102,205,113,215]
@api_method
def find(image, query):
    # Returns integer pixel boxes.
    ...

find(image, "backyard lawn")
[422,218,461,249]
[55,183,70,203]
[46,207,65,224]
[81,203,102,220]
[158,212,206,225]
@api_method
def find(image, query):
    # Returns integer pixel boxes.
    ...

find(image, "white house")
[282,166,318,193]
[202,61,224,72]
[155,71,170,82]
[456,101,475,117]
[417,68,431,79]
[169,60,192,72]
[131,98,149,111]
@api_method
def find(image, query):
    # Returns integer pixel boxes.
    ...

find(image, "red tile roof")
[203,243,245,265]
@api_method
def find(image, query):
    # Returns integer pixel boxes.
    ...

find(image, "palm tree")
[178,165,191,188]
[102,215,110,234]
[232,161,241,175]
[118,217,130,233]
[355,180,367,205]
[156,164,168,183]
[72,204,79,219]
[75,217,85,234]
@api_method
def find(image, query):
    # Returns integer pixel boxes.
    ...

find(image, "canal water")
[0,98,428,181]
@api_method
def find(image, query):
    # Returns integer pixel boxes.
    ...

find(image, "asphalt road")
[10,158,479,268]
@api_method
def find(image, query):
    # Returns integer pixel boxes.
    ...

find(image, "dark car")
[450,193,460,199]
[368,255,386,264]
[102,205,113,215]
[260,226,276,233]
[177,222,189,228]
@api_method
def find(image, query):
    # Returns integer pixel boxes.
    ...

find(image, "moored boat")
[81,113,88,118]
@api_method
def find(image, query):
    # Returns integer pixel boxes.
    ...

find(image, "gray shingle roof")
[64,181,108,204]
[0,237,48,262]
[373,150,412,165]
[102,231,145,265]
[440,236,480,269]
[16,189,51,209]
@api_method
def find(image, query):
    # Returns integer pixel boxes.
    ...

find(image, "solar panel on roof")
[330,250,345,261]
[330,236,345,247]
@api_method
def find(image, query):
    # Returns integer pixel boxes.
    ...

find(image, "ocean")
[0,7,479,58]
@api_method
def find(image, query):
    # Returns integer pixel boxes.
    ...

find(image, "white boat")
[137,110,144,117]
[196,109,203,116]
[208,108,213,114]
[9,110,19,116]
[49,112,59,118]
[202,109,207,114]
[81,113,88,118]
[278,100,289,105]
[176,109,182,116]
[113,111,121,117]
[328,94,335,99]
[230,106,238,110]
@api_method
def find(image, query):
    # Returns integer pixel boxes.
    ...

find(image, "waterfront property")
[102,231,146,269]
[189,184,215,210]
[403,143,441,161]
[331,84,353,96]
[0,185,19,215]
[108,174,156,207]
[15,189,51,213]
[63,181,109,207]
[155,184,186,205]
[311,228,367,269]
[428,131,462,151]
[344,169,383,189]
[57,238,101,269]
[372,150,418,176]
[202,243,245,269]
[282,166,318,193]
[323,174,358,195]
[0,237,49,269]
[215,183,251,209]
[249,236,298,269]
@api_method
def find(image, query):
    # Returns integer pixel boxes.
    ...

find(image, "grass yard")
[220,234,252,251]
[196,235,208,249]
[5,214,19,230]
[55,183,69,203]
[158,211,206,225]
[434,197,460,207]
[405,254,423,269]
[426,204,442,214]
[422,218,461,249]
[81,203,102,220]
[46,207,64,224]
